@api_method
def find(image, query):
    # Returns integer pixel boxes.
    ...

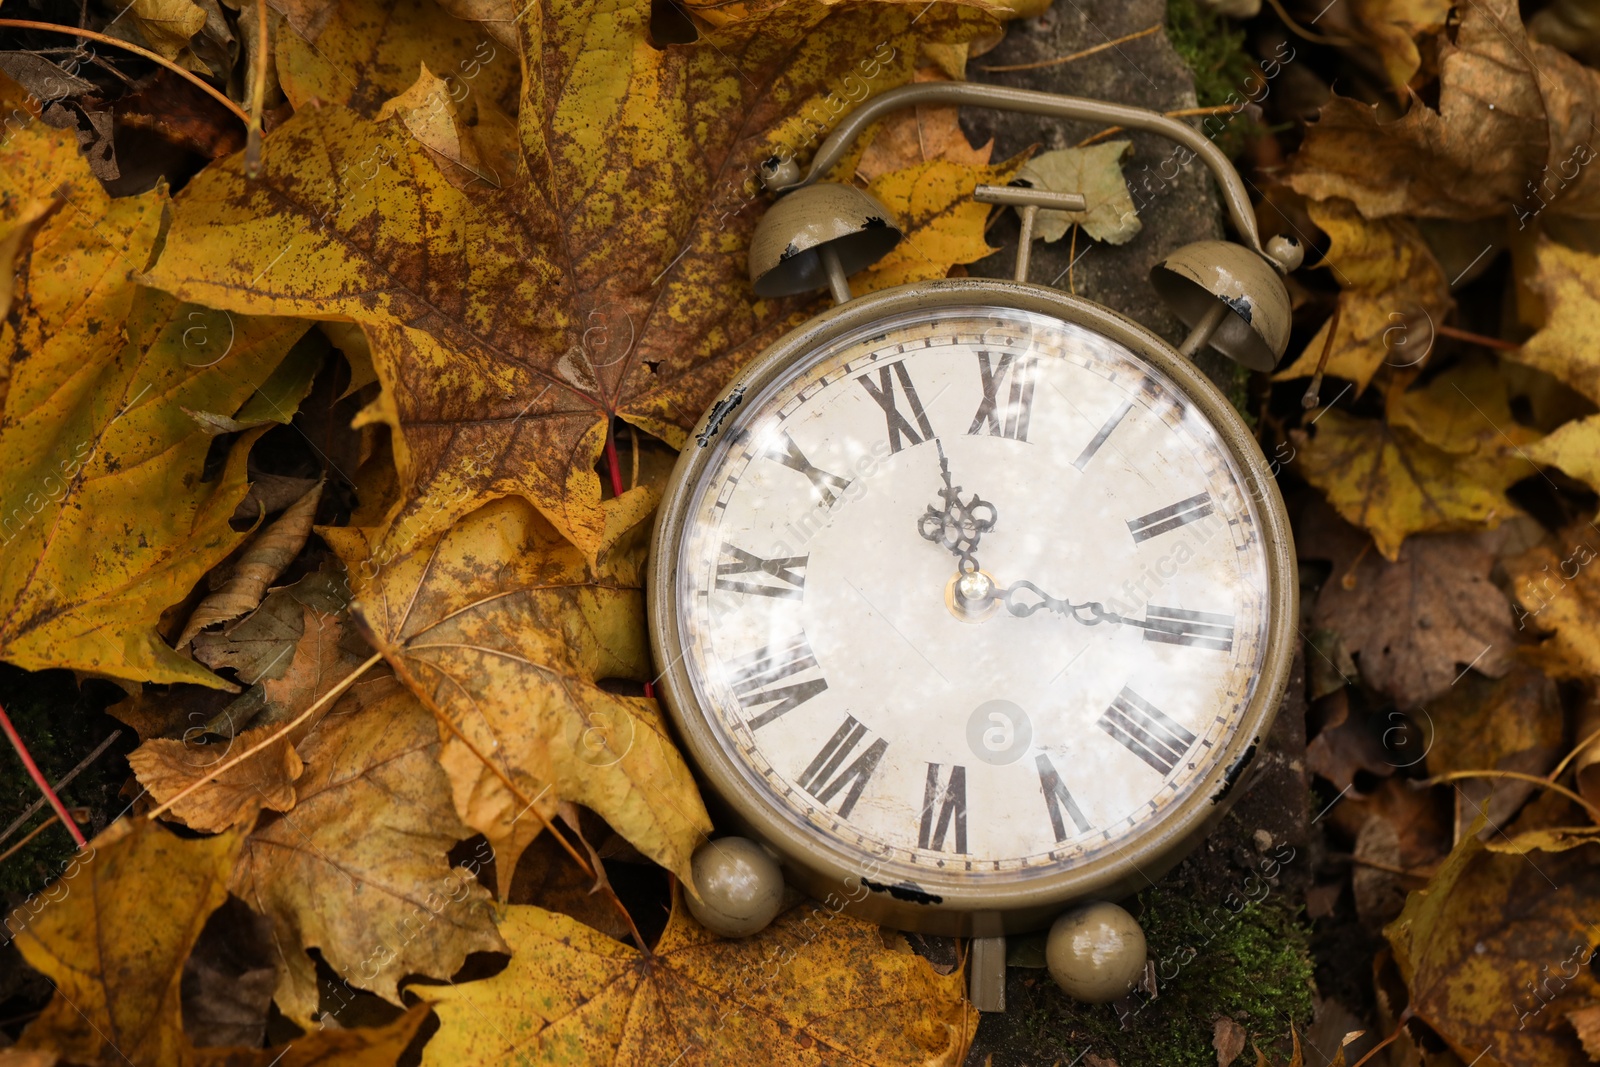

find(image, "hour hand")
[917,441,996,573]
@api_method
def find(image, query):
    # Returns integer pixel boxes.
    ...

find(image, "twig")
[1549,722,1600,783]
[0,19,251,129]
[1436,324,1519,351]
[1348,1011,1412,1067]
[1419,770,1600,823]
[977,23,1160,73]
[0,809,87,864]
[0,729,120,848]
[1303,302,1342,409]
[1261,0,1356,46]
[146,651,383,820]
[245,0,269,177]
[0,699,87,849]
[1075,105,1237,147]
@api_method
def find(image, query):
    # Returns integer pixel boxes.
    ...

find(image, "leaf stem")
[603,420,626,498]
[1419,769,1600,823]
[146,651,383,821]
[1435,324,1519,351]
[0,19,252,129]
[1550,723,1600,783]
[0,699,87,849]
[245,0,269,177]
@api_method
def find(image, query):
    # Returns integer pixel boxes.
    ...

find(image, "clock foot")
[1046,901,1147,1004]
[968,935,1007,1012]
[685,837,785,937]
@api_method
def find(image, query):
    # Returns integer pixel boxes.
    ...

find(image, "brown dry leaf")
[229,673,504,1024]
[178,481,324,648]
[855,68,993,180]
[1016,141,1141,246]
[144,0,999,563]
[1292,369,1539,561]
[1426,664,1563,834]
[1305,691,1394,793]
[119,0,209,60]
[274,0,519,118]
[1333,779,1449,923]
[0,75,310,688]
[415,896,977,1066]
[1386,829,1600,1065]
[129,721,303,832]
[1287,0,1600,221]
[1514,238,1600,405]
[1274,199,1453,393]
[8,817,427,1066]
[1507,532,1600,678]
[1307,520,1515,708]
[1568,1003,1600,1061]
[1214,1017,1248,1067]
[323,496,711,896]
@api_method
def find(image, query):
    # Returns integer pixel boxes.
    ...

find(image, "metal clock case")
[648,84,1298,959]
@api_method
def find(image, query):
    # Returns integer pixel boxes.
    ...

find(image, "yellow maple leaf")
[0,75,309,688]
[855,155,1023,293]
[143,0,999,564]
[415,897,977,1066]
[1513,238,1600,405]
[1292,367,1540,560]
[1274,199,1452,393]
[1527,414,1600,495]
[8,817,429,1066]
[322,495,711,895]
[1507,535,1600,678]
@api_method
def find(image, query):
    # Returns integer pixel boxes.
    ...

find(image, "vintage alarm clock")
[647,83,1300,1010]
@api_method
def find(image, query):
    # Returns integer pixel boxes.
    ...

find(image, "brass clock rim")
[648,279,1298,936]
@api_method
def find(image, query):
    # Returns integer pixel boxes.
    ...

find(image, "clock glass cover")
[671,306,1271,888]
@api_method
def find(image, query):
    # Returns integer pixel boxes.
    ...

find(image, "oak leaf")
[143,0,998,562]
[1273,199,1452,393]
[227,673,505,1023]
[8,817,429,1066]
[323,496,712,896]
[1287,0,1600,221]
[415,896,977,1067]
[1292,368,1539,560]
[0,75,310,688]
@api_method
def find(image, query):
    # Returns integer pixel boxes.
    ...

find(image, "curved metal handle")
[774,82,1263,256]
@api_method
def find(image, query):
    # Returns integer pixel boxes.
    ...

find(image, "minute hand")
[996,579,1144,629]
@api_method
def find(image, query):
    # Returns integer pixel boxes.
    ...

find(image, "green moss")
[1225,359,1257,427]
[1165,0,1260,156]
[1002,886,1315,1067]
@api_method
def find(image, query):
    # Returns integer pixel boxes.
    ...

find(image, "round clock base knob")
[1046,901,1148,1004]
[686,837,785,937]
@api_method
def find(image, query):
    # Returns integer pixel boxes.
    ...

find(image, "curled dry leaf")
[119,0,210,61]
[7,817,428,1066]
[1016,141,1141,245]
[144,0,997,563]
[130,720,303,832]
[415,896,978,1067]
[178,480,325,648]
[228,673,505,1024]
[0,75,310,688]
[1273,199,1452,393]
[1386,830,1600,1066]
[1287,0,1600,221]
[1292,367,1539,561]
[323,496,712,897]
[1213,1016,1247,1067]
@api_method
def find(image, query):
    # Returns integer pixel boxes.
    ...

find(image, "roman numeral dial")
[767,431,851,505]
[1098,688,1198,776]
[715,543,807,599]
[858,362,935,452]
[798,716,887,819]
[968,352,1036,442]
[1142,606,1235,651]
[918,763,968,853]
[1127,492,1214,542]
[726,633,827,729]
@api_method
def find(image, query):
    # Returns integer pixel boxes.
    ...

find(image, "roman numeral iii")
[1035,753,1090,840]
[766,432,851,506]
[1097,687,1197,776]
[797,716,887,819]
[918,763,968,853]
[857,362,935,452]
[1127,492,1214,543]
[715,543,807,599]
[1142,606,1235,652]
[968,351,1037,442]
[726,633,827,729]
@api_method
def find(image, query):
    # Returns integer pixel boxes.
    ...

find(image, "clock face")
[668,305,1272,890]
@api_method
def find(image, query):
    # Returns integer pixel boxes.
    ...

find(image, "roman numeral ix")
[1141,606,1235,652]
[715,543,807,600]
[1036,753,1091,841]
[767,432,851,506]
[857,362,935,452]
[726,632,827,729]
[1127,492,1214,543]
[918,763,968,853]
[797,716,887,819]
[1097,687,1197,776]
[968,352,1037,442]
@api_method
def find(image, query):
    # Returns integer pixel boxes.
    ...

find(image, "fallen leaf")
[1514,238,1600,405]
[120,0,209,60]
[192,570,357,691]
[228,673,505,1024]
[181,898,277,1049]
[130,720,304,832]
[1485,825,1600,854]
[1386,829,1600,1065]
[1426,664,1563,833]
[8,817,428,1065]
[414,895,977,1067]
[1306,522,1515,707]
[178,481,325,648]
[0,75,310,688]
[1292,370,1539,560]
[1347,0,1451,87]
[1274,199,1453,393]
[1507,532,1600,678]
[1568,1003,1600,1061]
[1332,778,1449,923]
[854,155,1024,293]
[144,0,997,562]
[1214,1017,1248,1067]
[324,496,711,896]
[1287,0,1600,221]
[1305,690,1394,792]
[1528,414,1600,496]
[1016,141,1142,245]
[855,68,993,180]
